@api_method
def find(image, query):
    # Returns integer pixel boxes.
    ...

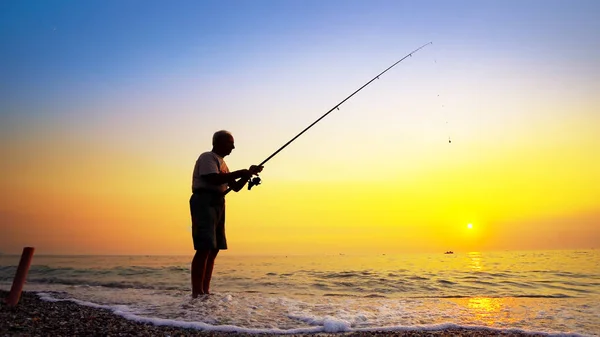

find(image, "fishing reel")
[248,176,261,190]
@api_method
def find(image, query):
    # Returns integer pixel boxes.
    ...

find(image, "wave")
[3,262,598,300]
[513,294,573,298]
[363,293,387,298]
[33,292,589,336]
[23,277,184,291]
[421,294,575,299]
[10,275,587,300]
[436,279,456,285]
[318,271,363,279]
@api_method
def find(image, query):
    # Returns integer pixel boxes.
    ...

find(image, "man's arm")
[229,165,263,192]
[202,169,251,190]
[227,173,251,192]
[203,165,263,193]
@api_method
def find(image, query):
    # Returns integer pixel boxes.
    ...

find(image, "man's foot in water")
[191,293,212,301]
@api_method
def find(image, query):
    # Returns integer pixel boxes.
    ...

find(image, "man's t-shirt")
[192,151,230,193]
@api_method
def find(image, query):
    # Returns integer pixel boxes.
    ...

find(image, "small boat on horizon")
[444,251,454,254]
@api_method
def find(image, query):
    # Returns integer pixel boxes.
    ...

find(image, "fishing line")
[226,42,433,194]
[432,44,451,144]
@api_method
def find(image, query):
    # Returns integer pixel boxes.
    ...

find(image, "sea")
[1,250,598,336]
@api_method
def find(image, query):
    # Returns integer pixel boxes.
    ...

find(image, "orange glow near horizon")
[1,112,599,255]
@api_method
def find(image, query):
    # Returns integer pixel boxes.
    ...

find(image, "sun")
[467,223,473,229]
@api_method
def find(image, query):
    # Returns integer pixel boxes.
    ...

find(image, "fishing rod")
[229,41,433,194]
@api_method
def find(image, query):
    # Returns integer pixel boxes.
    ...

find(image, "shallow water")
[1,250,598,335]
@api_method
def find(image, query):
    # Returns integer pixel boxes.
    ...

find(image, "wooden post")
[5,247,35,306]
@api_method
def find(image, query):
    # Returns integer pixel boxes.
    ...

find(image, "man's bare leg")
[191,250,210,298]
[202,249,219,294]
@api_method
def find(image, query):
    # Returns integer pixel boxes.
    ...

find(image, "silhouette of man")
[189,130,262,298]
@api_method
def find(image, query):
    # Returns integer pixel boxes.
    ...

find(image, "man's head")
[212,130,235,157]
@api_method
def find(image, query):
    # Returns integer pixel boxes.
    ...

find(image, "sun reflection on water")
[468,297,504,325]
[468,251,482,271]
[448,297,521,327]
[469,297,501,311]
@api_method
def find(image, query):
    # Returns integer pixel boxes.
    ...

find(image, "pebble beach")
[0,290,552,337]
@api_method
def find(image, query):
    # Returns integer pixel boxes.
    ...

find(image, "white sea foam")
[27,288,594,336]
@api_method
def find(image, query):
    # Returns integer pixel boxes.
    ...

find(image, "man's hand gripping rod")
[228,42,433,195]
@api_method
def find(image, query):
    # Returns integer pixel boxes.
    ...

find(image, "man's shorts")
[189,191,227,250]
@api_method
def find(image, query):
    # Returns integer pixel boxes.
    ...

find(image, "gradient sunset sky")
[1,0,598,255]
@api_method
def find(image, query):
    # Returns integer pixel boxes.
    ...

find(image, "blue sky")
[3,1,598,96]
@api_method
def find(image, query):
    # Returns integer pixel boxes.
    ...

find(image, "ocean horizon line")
[1,247,597,258]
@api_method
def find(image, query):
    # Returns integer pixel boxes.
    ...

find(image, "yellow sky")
[1,100,598,255]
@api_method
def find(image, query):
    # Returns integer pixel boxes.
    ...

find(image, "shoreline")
[0,290,557,336]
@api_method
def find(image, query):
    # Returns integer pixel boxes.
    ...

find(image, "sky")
[1,0,599,255]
